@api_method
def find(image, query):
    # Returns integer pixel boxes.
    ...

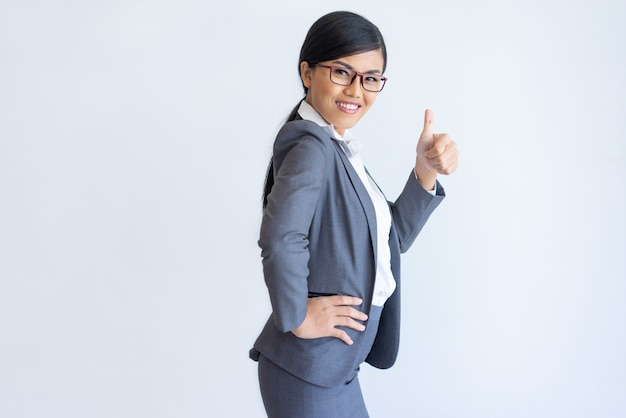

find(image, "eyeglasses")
[315,64,387,92]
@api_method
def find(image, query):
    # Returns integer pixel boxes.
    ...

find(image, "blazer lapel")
[332,140,378,259]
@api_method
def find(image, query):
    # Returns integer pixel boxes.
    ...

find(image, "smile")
[336,101,360,113]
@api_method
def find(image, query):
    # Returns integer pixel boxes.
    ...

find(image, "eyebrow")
[332,60,382,75]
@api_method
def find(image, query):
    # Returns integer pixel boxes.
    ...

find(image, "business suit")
[250,118,444,412]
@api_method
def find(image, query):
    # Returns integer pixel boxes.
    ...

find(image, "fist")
[415,109,459,189]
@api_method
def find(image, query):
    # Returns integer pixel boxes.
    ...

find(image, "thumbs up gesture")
[414,109,459,191]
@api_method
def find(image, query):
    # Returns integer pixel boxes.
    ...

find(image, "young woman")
[250,11,458,418]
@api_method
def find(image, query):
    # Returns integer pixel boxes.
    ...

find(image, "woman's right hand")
[291,295,368,345]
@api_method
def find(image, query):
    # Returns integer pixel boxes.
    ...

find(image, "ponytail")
[263,99,304,208]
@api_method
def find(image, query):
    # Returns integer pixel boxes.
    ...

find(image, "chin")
[340,119,361,131]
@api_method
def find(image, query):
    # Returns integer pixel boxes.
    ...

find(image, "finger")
[335,306,368,321]
[335,316,367,332]
[438,158,459,175]
[421,109,434,137]
[431,151,459,174]
[329,295,363,306]
[424,134,454,159]
[428,143,458,168]
[330,328,354,345]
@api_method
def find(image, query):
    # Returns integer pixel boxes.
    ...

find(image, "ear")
[300,61,313,89]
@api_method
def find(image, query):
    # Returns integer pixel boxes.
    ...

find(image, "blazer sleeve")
[390,171,446,253]
[258,122,333,333]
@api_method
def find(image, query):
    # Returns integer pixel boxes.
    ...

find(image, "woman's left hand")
[291,295,368,345]
[414,109,459,191]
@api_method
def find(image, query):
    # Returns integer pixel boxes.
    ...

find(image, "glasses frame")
[315,64,387,92]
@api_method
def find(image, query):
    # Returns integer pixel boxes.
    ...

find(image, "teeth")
[338,102,358,110]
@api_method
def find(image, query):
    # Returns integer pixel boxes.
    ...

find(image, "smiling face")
[300,49,385,137]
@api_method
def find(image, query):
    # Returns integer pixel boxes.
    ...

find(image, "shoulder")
[274,120,334,155]
[270,120,337,178]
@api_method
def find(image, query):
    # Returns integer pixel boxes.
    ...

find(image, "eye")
[333,68,352,78]
[363,75,382,85]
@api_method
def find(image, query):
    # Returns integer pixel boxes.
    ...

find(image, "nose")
[344,75,363,97]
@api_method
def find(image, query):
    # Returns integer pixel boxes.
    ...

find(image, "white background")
[1,1,625,417]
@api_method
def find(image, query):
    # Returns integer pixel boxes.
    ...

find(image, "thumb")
[421,109,434,138]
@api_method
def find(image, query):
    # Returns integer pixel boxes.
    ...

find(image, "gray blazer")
[250,119,444,387]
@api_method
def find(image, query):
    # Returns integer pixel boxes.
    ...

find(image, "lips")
[336,101,361,113]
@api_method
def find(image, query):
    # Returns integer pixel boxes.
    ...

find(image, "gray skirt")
[257,305,383,418]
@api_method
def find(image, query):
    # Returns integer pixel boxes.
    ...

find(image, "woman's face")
[300,49,385,136]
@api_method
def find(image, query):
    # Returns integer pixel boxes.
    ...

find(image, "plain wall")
[1,1,625,417]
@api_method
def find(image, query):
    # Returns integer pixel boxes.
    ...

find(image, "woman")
[250,11,458,418]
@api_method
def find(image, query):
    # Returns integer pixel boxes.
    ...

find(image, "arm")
[259,125,328,332]
[259,122,367,342]
[391,173,445,253]
[392,109,459,252]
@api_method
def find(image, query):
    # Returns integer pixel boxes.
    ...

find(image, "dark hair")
[286,11,388,122]
[263,11,387,208]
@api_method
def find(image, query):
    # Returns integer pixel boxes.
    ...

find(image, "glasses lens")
[327,66,385,92]
[329,67,354,86]
[362,75,383,92]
